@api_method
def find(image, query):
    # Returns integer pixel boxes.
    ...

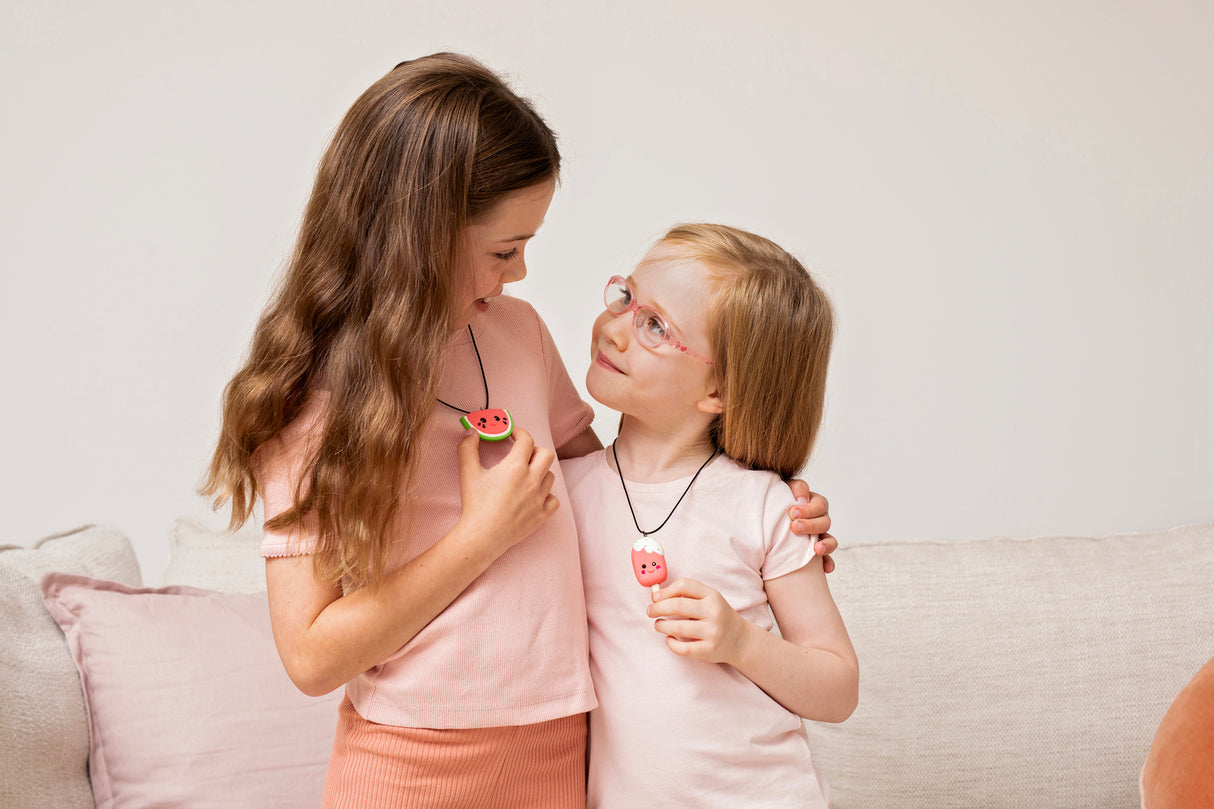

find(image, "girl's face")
[451,177,556,331]
[586,244,721,425]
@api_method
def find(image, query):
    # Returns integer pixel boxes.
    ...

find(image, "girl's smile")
[453,178,556,330]
[595,351,624,374]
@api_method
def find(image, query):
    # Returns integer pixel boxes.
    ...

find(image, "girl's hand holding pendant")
[456,426,558,556]
[646,578,751,666]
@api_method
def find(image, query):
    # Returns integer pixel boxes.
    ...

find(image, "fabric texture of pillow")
[1140,655,1214,809]
[804,522,1214,809]
[1,525,141,809]
[41,573,341,809]
[159,516,265,592]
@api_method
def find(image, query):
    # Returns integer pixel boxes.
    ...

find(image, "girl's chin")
[451,301,488,331]
[584,371,623,411]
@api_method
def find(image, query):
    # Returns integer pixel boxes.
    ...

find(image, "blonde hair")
[201,53,560,588]
[658,223,834,479]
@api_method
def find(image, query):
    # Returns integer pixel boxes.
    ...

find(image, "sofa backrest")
[804,522,1214,809]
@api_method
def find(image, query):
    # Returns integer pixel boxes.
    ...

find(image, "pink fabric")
[565,451,830,809]
[40,573,341,809]
[259,295,596,728]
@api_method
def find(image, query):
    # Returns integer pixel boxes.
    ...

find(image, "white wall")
[4,0,1211,579]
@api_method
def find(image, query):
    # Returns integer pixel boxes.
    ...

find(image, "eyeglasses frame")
[603,275,715,365]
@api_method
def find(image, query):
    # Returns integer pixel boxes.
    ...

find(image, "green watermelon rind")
[460,408,513,441]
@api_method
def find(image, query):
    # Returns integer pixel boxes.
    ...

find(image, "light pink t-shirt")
[564,450,830,809]
[259,296,596,729]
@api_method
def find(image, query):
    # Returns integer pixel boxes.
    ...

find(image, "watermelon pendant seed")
[460,408,514,441]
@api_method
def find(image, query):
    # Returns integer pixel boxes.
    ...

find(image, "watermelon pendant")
[460,408,514,441]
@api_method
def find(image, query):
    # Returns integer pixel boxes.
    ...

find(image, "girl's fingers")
[647,594,704,620]
[508,425,536,459]
[653,577,707,601]
[789,489,830,535]
[787,477,813,503]
[653,618,701,640]
[529,446,555,476]
[456,430,484,472]
[663,637,698,656]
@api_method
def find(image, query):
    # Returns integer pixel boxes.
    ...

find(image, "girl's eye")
[605,282,632,313]
[640,313,667,340]
[496,247,520,261]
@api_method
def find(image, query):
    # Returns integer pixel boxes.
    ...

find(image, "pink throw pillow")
[41,573,341,809]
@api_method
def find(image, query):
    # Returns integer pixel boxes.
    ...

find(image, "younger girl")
[202,56,834,809]
[565,223,857,808]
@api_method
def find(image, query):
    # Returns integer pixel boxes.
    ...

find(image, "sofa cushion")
[0,526,141,809]
[41,573,342,809]
[804,523,1214,809]
[159,516,265,591]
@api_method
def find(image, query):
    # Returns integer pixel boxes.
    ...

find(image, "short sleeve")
[256,395,328,559]
[534,309,594,449]
[758,476,817,581]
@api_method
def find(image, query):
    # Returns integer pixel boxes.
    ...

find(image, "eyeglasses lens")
[603,277,670,350]
[633,308,668,348]
[605,279,631,314]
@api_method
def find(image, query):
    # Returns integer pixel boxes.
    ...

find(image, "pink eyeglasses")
[603,276,714,365]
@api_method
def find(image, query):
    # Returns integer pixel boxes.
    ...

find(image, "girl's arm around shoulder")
[649,557,858,723]
[784,478,837,573]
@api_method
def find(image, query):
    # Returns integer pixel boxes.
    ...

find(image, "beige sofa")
[4,520,1210,808]
[806,522,1213,808]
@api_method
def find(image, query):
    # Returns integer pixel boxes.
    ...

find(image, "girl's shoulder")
[559,448,608,488]
[486,294,542,333]
[479,294,564,372]
[253,391,331,478]
[704,453,788,496]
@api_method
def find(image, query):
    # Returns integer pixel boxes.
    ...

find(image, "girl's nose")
[600,307,631,348]
[503,253,527,285]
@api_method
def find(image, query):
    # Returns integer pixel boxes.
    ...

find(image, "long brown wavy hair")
[201,53,560,588]
[656,224,835,480]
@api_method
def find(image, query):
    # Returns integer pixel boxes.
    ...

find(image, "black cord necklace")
[613,441,719,596]
[612,442,719,536]
[437,326,513,441]
[436,326,488,415]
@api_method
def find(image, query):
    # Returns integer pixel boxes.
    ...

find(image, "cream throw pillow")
[0,525,141,809]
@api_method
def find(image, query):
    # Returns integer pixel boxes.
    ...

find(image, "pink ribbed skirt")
[321,696,587,809]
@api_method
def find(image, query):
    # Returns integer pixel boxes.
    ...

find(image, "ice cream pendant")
[613,441,719,605]
[631,536,668,598]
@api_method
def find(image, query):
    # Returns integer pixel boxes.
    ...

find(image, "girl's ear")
[695,386,725,415]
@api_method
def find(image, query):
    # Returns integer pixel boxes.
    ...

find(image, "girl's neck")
[610,416,717,483]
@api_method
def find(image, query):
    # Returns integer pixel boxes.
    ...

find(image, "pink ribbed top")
[259,296,596,728]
